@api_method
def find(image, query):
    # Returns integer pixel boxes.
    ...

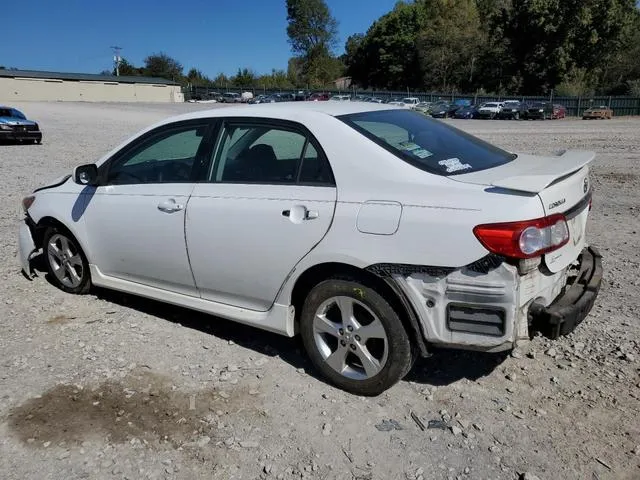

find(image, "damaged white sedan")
[18,102,602,395]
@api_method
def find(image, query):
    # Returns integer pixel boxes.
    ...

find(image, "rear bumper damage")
[528,246,602,339]
[380,246,602,354]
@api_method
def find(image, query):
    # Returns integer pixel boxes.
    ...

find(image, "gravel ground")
[1,102,639,480]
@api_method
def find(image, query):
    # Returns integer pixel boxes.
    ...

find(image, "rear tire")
[299,279,413,396]
[43,226,91,294]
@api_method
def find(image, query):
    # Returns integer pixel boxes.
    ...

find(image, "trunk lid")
[453,150,595,272]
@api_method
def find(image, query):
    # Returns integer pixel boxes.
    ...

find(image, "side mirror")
[73,164,99,186]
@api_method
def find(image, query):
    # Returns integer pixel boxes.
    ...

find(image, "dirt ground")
[0,102,638,480]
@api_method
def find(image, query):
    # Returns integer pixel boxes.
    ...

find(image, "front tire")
[299,279,413,396]
[43,226,91,294]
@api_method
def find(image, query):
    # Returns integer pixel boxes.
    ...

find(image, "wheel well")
[32,217,87,259]
[290,262,427,356]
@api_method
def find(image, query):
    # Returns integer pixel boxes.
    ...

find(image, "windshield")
[483,103,499,108]
[338,109,516,176]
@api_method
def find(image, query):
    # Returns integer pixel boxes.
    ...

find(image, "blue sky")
[2,0,396,77]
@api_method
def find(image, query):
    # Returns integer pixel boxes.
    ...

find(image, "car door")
[82,119,215,296]
[186,119,337,311]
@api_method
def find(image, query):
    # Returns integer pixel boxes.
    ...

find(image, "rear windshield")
[338,109,516,176]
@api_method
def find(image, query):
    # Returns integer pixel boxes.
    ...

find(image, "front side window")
[338,109,516,176]
[212,123,332,184]
[106,123,209,185]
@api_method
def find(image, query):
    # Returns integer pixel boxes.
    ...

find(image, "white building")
[0,69,184,103]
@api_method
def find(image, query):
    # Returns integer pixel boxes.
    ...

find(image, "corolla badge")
[583,177,589,193]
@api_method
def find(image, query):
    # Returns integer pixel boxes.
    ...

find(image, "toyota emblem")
[583,177,589,193]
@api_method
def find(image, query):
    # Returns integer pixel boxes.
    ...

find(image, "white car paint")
[18,101,597,353]
[478,102,504,117]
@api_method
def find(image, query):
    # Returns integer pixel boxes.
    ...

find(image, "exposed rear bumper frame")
[528,246,603,339]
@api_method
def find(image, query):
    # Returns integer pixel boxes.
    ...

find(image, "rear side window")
[211,123,334,185]
[338,109,516,176]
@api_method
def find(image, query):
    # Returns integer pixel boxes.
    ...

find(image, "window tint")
[107,124,208,185]
[214,124,307,184]
[299,143,333,184]
[338,109,516,176]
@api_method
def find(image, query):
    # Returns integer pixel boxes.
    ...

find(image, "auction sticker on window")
[397,141,433,159]
[398,141,421,152]
[438,158,472,173]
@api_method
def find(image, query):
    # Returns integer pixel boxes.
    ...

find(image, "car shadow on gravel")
[91,287,318,374]
[92,287,508,387]
[407,348,509,386]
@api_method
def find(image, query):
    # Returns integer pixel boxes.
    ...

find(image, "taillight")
[473,214,570,259]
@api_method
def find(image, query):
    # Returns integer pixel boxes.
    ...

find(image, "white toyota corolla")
[18,102,602,395]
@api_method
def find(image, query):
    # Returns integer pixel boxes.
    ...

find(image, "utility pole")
[110,46,122,76]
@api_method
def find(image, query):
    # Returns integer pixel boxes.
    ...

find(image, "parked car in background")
[368,97,384,104]
[309,93,330,101]
[430,102,460,118]
[552,104,567,119]
[582,105,613,120]
[402,97,420,107]
[497,101,527,120]
[523,101,554,120]
[18,102,602,395]
[0,106,43,144]
[386,97,405,106]
[294,91,311,101]
[413,102,433,115]
[477,102,504,119]
[220,92,242,103]
[453,105,480,119]
[452,99,472,108]
[330,95,351,102]
[248,95,271,104]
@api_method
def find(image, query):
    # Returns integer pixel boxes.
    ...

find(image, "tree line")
[103,0,640,96]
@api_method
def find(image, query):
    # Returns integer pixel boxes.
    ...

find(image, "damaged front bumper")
[380,246,602,353]
[528,246,603,339]
[18,218,38,277]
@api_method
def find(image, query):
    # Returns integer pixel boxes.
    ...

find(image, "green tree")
[115,58,143,77]
[286,0,339,56]
[233,68,257,87]
[417,0,484,92]
[286,0,341,86]
[143,52,183,81]
[501,0,638,93]
[212,73,229,88]
[186,68,210,86]
[345,1,427,89]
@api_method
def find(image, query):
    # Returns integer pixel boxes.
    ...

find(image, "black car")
[497,101,527,120]
[523,101,554,120]
[453,105,479,119]
[430,102,460,118]
[0,106,42,144]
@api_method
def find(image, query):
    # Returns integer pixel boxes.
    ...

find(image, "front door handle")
[157,199,184,213]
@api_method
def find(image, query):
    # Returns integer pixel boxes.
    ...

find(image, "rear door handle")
[157,199,184,213]
[304,209,319,220]
[282,206,318,222]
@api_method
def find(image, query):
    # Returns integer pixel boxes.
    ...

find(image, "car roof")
[164,101,399,125]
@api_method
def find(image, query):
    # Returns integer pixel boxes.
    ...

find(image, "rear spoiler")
[488,150,596,193]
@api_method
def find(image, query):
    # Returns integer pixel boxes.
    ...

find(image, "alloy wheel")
[312,296,389,380]
[47,233,85,289]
